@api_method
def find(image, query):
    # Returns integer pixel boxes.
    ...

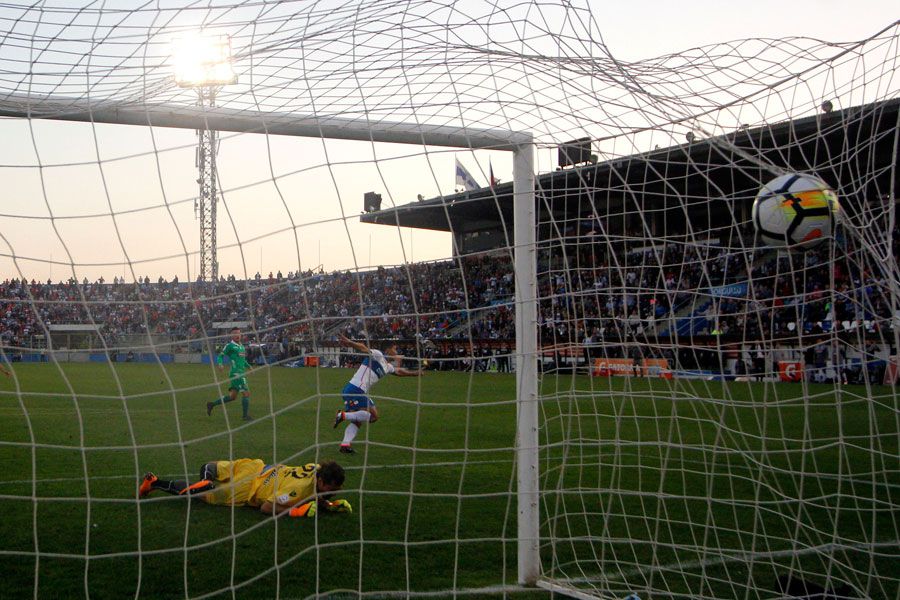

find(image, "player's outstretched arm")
[394,367,424,377]
[259,499,306,516]
[260,494,329,516]
[284,498,352,518]
[259,497,352,518]
[338,334,370,355]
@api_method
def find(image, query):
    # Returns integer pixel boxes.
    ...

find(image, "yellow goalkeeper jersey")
[250,463,318,508]
[204,459,318,508]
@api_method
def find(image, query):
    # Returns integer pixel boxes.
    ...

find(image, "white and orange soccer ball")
[752,173,840,249]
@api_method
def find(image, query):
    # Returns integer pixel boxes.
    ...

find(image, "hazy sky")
[0,1,896,283]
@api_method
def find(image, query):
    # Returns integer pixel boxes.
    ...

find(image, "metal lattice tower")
[171,33,236,283]
[196,86,219,281]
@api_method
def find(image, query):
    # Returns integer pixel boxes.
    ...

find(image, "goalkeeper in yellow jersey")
[207,327,253,421]
[138,459,351,517]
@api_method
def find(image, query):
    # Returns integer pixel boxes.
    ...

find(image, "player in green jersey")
[207,327,253,421]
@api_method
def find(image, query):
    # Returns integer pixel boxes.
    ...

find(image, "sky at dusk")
[0,1,896,283]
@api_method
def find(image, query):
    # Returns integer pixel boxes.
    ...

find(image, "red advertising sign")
[778,361,803,382]
[592,358,635,376]
[641,358,672,379]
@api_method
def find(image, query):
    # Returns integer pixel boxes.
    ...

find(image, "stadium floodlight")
[172,33,237,88]
[171,33,237,282]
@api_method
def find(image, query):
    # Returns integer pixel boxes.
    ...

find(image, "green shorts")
[229,376,249,392]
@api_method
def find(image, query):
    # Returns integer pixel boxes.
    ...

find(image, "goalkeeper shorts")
[202,458,266,506]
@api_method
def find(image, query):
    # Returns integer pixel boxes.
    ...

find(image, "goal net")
[0,1,897,598]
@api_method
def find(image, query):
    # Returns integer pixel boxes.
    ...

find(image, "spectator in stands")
[497,345,510,373]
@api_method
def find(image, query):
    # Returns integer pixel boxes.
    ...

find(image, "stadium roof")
[361,98,899,238]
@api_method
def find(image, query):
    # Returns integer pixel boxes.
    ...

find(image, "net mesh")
[0,1,897,598]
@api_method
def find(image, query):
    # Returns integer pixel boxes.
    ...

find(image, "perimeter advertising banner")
[641,359,672,378]
[708,282,749,298]
[592,358,672,378]
[778,361,804,382]
[592,358,635,376]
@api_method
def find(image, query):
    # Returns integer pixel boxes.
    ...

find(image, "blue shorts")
[342,383,374,411]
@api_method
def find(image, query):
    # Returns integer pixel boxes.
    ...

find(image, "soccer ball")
[752,173,840,249]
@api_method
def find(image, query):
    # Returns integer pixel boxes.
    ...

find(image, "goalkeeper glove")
[287,499,352,517]
[288,501,317,518]
[325,499,352,513]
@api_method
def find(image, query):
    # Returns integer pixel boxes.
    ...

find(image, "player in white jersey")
[333,334,423,454]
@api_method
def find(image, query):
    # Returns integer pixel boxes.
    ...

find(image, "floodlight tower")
[172,34,237,281]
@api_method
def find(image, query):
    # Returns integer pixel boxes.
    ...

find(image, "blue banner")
[708,282,748,298]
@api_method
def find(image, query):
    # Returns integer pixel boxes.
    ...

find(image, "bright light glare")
[171,33,237,87]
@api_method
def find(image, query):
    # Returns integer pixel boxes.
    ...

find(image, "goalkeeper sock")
[200,462,217,481]
[241,396,250,417]
[342,423,360,445]
[153,479,188,495]
[178,480,214,495]
[153,478,214,496]
[345,411,371,424]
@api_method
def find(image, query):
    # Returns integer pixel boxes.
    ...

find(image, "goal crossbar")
[0,94,532,150]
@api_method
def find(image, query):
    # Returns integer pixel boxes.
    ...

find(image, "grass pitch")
[0,363,896,599]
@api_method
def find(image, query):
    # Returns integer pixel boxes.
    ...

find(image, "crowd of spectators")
[0,255,518,355]
[0,225,896,369]
[695,234,897,341]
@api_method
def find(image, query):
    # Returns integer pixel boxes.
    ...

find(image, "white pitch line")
[0,457,519,487]
[550,539,896,591]
[300,584,535,599]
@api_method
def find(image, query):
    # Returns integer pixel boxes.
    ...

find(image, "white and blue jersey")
[342,349,395,410]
